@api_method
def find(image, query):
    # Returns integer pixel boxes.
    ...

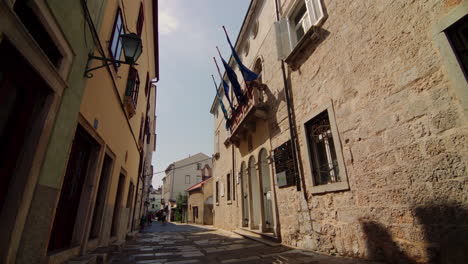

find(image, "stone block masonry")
[210,0,468,263]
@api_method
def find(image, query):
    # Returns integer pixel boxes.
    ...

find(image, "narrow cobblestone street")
[108,222,381,264]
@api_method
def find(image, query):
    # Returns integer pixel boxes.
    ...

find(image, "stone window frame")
[432,2,468,117]
[301,102,350,194]
[185,175,191,184]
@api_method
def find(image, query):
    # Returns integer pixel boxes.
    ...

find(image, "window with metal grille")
[273,140,297,188]
[125,67,140,107]
[446,15,468,80]
[305,110,340,185]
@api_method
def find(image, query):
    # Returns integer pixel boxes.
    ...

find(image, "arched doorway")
[240,162,249,227]
[259,149,273,232]
[249,156,261,229]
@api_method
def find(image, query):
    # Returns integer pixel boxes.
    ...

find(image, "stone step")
[66,253,106,264]
[233,229,282,247]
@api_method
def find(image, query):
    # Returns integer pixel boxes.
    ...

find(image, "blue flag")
[221,79,235,110]
[217,91,231,129]
[212,75,231,129]
[224,27,258,82]
[220,56,247,105]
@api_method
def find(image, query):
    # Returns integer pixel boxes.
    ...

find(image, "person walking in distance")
[162,209,167,225]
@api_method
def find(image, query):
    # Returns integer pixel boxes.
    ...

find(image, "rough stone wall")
[267,0,467,263]
[188,191,204,224]
[213,0,467,263]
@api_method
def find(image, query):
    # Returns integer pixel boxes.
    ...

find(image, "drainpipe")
[274,0,302,194]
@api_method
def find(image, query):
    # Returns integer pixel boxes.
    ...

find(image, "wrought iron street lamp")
[84,33,143,78]
[121,33,143,64]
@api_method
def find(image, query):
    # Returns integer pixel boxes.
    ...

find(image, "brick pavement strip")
[108,222,382,264]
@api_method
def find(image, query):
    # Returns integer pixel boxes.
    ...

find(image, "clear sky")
[151,0,251,188]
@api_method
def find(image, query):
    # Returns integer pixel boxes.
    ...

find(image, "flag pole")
[216,46,223,60]
[211,74,219,92]
[213,56,224,82]
[213,57,235,111]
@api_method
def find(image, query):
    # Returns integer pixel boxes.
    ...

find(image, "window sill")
[285,26,318,62]
[310,181,349,194]
[123,96,136,118]
[216,202,219,206]
[227,201,232,205]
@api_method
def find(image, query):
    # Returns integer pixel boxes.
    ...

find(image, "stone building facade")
[210,0,468,263]
[187,177,214,225]
[148,187,162,213]
[162,153,212,221]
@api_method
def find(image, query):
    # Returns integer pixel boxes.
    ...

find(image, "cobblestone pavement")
[108,222,381,264]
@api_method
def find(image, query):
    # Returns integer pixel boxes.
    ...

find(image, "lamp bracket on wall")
[84,54,136,78]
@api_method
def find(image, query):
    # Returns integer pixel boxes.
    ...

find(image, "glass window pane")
[294,4,307,25]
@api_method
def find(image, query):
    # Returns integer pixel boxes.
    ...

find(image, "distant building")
[187,177,214,225]
[148,187,162,213]
[162,153,212,221]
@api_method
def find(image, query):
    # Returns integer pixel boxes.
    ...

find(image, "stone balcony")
[227,83,268,147]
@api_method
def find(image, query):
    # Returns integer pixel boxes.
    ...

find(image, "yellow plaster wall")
[79,0,156,207]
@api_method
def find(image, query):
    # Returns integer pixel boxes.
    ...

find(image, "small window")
[227,174,231,201]
[253,58,263,83]
[125,67,140,107]
[196,163,202,170]
[252,20,259,39]
[138,116,144,141]
[145,72,150,97]
[215,131,220,154]
[109,8,125,67]
[446,15,468,79]
[232,170,236,200]
[215,181,219,204]
[244,41,250,57]
[185,175,190,184]
[136,2,145,36]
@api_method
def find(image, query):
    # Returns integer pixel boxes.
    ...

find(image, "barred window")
[305,111,340,185]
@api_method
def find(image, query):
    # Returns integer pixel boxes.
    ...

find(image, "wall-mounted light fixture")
[84,33,143,77]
